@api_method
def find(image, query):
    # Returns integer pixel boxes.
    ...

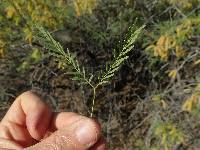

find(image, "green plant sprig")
[97,25,145,87]
[35,25,145,117]
[36,26,94,87]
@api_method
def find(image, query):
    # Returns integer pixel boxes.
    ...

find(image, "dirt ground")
[0,42,153,149]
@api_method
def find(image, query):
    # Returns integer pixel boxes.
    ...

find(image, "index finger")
[0,91,52,141]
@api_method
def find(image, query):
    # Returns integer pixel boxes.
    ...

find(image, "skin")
[0,91,107,150]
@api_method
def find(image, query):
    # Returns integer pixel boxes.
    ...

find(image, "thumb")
[25,118,101,150]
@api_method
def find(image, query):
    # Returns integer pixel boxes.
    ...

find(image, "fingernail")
[75,120,97,148]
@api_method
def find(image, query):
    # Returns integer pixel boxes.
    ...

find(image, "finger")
[0,138,23,150]
[25,118,101,150]
[46,113,107,150]
[49,112,84,131]
[90,137,108,150]
[1,91,52,141]
[0,122,37,147]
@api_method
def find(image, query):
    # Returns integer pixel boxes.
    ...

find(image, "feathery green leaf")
[98,25,145,86]
[35,26,93,87]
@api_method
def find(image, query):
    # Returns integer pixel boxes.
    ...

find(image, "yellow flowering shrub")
[182,84,200,113]
[0,40,5,58]
[168,0,199,10]
[145,19,196,61]
[5,5,16,19]
[1,0,101,45]
[2,0,67,44]
[168,69,178,79]
[152,121,185,150]
[154,35,172,61]
[73,0,99,16]
[145,16,200,81]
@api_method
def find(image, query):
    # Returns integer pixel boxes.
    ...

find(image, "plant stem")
[90,87,96,117]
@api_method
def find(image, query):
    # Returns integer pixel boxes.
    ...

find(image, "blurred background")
[0,0,200,149]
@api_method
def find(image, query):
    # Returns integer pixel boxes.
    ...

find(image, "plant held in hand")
[35,25,145,117]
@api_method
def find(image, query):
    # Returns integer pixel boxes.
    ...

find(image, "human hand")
[0,91,107,150]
